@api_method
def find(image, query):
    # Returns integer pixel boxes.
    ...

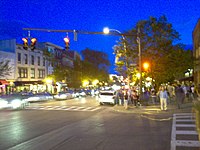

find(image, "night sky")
[0,0,199,73]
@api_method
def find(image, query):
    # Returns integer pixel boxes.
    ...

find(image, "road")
[0,96,186,150]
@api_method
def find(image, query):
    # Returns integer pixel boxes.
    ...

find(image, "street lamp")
[103,27,129,87]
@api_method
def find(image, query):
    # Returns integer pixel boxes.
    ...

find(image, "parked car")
[54,91,74,100]
[98,90,116,105]
[74,90,86,97]
[25,92,54,102]
[0,93,28,109]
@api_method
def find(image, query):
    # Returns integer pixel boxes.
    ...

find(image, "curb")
[112,103,193,114]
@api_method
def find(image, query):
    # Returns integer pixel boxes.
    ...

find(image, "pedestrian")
[150,89,157,104]
[158,86,169,111]
[115,90,120,105]
[119,89,124,105]
[127,88,132,104]
[175,84,185,109]
[131,89,139,106]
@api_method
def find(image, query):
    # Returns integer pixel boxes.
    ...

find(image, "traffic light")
[64,37,70,50]
[22,38,28,50]
[30,38,37,50]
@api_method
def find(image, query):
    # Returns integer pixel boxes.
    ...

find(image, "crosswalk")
[171,113,200,150]
[25,105,101,112]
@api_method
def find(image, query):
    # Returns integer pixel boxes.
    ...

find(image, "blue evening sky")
[0,0,199,73]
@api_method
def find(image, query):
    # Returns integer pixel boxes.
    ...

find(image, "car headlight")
[0,100,8,108]
[11,99,22,109]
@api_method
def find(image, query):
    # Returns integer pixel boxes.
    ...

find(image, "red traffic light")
[64,37,70,43]
[22,38,28,50]
[31,38,37,44]
[22,38,28,43]
[31,38,37,50]
[64,37,70,50]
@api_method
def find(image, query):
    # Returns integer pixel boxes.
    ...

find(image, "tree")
[114,15,193,86]
[81,48,110,84]
[0,60,12,78]
[81,48,110,72]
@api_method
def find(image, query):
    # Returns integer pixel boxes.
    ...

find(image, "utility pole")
[137,26,142,100]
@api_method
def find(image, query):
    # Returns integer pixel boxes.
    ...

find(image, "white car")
[54,92,73,100]
[0,94,28,109]
[98,90,116,105]
[26,92,54,102]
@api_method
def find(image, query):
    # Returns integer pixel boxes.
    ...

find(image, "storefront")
[14,81,46,93]
[0,80,9,94]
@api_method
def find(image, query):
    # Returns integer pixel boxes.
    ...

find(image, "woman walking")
[158,86,169,111]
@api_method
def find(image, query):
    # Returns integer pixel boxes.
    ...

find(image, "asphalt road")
[0,96,183,150]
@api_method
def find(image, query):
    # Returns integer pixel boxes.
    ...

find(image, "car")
[54,91,74,100]
[74,90,86,97]
[98,90,116,105]
[0,93,29,109]
[25,92,54,102]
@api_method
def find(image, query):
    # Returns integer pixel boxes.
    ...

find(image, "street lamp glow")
[143,62,149,71]
[103,27,110,34]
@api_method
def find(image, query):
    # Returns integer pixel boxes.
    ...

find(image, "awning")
[56,82,67,87]
[14,81,44,86]
[0,80,9,85]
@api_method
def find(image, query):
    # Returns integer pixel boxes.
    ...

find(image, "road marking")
[25,105,101,112]
[170,113,200,150]
[176,124,196,127]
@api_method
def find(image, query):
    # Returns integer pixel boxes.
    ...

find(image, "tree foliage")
[0,60,12,78]
[81,48,110,72]
[114,15,193,86]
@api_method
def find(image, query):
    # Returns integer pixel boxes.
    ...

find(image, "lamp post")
[103,27,129,88]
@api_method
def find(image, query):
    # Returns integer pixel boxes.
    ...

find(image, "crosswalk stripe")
[25,105,101,112]
[171,113,200,150]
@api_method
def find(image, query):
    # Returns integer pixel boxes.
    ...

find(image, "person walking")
[175,84,185,109]
[150,89,157,104]
[158,86,169,111]
[131,89,139,106]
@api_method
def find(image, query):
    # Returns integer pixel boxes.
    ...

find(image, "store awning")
[14,81,44,86]
[56,82,67,87]
[0,80,9,85]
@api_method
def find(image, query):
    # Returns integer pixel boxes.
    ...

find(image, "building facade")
[193,19,200,88]
[0,39,76,94]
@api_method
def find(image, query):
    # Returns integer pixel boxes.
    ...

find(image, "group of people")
[114,87,140,107]
[114,81,197,111]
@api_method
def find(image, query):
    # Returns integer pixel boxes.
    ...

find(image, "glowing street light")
[143,62,150,71]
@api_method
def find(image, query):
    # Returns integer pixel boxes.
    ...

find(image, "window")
[17,53,21,63]
[31,55,34,65]
[38,69,45,78]
[18,68,28,78]
[38,56,40,66]
[43,57,45,66]
[30,68,35,78]
[24,54,28,64]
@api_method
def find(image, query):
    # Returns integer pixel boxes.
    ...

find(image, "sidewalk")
[112,102,193,114]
